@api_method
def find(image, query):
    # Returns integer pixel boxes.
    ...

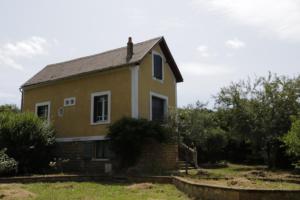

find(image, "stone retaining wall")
[135,140,178,171]
[173,176,300,200]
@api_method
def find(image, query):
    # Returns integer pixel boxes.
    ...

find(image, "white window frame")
[149,91,168,120]
[90,91,111,125]
[64,97,76,107]
[152,51,164,83]
[35,101,51,122]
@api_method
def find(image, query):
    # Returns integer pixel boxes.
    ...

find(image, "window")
[91,91,111,124]
[150,92,168,121]
[95,140,111,159]
[152,52,163,81]
[82,140,112,160]
[35,101,50,122]
[64,97,76,106]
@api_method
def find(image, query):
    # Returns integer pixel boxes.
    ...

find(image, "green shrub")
[0,112,55,173]
[107,117,170,169]
[0,149,17,176]
[0,104,20,113]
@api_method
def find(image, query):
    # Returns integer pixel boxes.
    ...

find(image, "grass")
[181,163,300,190]
[0,182,190,200]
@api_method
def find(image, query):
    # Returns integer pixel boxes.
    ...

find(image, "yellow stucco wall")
[23,67,132,138]
[138,44,176,119]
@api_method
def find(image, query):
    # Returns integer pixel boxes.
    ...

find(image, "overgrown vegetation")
[107,117,172,169]
[0,149,17,175]
[172,73,300,169]
[0,110,55,173]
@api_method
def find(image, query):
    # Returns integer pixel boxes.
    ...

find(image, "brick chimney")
[126,37,133,61]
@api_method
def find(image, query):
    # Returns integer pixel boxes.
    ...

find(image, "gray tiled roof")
[22,37,162,87]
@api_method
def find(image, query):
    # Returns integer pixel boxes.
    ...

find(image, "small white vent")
[105,163,112,174]
[64,97,76,107]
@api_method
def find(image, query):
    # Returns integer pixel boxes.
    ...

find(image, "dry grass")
[182,163,300,190]
[0,184,35,200]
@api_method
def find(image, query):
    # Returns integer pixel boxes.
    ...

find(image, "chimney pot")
[127,37,133,61]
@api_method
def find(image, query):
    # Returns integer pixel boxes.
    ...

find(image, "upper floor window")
[35,101,50,122]
[64,97,76,106]
[152,52,163,81]
[91,91,111,125]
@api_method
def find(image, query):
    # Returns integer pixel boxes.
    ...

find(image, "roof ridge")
[47,36,163,68]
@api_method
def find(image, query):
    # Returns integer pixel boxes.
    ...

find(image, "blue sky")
[1,0,300,107]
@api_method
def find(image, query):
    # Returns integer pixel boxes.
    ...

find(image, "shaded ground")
[181,163,300,190]
[0,182,190,200]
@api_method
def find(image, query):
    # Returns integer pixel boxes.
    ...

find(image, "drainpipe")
[19,87,23,112]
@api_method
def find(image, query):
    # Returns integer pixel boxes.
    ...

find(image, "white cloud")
[0,36,50,70]
[197,45,210,57]
[225,38,245,49]
[193,0,300,41]
[180,62,235,76]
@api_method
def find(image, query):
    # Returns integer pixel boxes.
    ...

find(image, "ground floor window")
[95,140,112,159]
[91,91,111,124]
[35,101,50,122]
[150,92,168,121]
[83,140,112,160]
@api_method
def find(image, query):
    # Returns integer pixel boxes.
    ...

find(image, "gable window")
[35,101,50,122]
[152,52,163,81]
[150,92,168,121]
[91,91,111,125]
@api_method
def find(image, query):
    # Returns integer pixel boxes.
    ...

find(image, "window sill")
[152,77,164,83]
[91,121,110,125]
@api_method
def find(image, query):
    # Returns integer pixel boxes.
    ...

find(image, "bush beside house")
[107,117,174,171]
[0,110,55,174]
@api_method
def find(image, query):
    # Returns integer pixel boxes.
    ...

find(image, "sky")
[1,0,300,107]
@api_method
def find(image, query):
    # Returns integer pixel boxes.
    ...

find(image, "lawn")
[180,163,300,190]
[0,182,190,200]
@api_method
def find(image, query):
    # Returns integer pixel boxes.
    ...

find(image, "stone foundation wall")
[53,142,112,174]
[135,140,178,171]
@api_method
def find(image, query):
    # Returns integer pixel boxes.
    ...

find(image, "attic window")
[152,52,163,81]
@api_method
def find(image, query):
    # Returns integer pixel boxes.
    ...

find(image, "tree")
[283,116,300,157]
[170,101,228,163]
[215,73,300,168]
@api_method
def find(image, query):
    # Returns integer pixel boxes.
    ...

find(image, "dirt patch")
[0,184,35,200]
[127,183,154,190]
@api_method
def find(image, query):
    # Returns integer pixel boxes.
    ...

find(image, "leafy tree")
[283,116,300,157]
[169,102,228,163]
[0,112,55,173]
[215,73,300,168]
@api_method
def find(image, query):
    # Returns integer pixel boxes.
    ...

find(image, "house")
[20,36,183,172]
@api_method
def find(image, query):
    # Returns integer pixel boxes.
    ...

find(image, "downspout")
[19,87,23,112]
